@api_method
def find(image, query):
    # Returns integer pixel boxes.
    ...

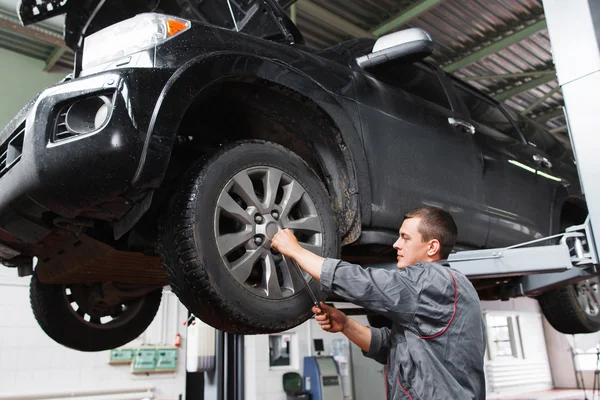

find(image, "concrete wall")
[0,268,188,399]
[0,48,66,128]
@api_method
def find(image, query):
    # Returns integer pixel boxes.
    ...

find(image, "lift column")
[543,0,600,256]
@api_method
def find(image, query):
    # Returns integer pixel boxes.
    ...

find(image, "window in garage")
[487,315,520,359]
[269,334,294,367]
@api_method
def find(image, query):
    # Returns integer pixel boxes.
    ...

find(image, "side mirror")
[356,28,434,69]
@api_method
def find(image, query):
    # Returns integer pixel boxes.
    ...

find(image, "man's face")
[393,217,433,269]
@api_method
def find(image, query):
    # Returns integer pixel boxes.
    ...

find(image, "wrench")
[282,254,321,311]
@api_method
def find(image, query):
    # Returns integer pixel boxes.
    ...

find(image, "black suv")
[0,0,589,351]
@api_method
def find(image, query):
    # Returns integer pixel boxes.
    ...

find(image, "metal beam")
[493,74,556,101]
[0,11,65,48]
[44,46,66,72]
[371,0,442,37]
[443,19,547,73]
[535,108,565,123]
[521,85,561,114]
[296,0,374,38]
[462,70,555,81]
[549,125,568,133]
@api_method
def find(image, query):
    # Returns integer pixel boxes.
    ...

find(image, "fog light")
[65,95,112,135]
[94,102,109,129]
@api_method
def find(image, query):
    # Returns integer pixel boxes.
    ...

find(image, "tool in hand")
[282,254,321,312]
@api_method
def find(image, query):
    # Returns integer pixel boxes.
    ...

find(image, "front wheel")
[159,140,339,333]
[538,277,600,334]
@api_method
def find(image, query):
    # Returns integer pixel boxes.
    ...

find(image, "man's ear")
[428,239,441,257]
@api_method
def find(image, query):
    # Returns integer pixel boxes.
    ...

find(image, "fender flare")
[132,52,371,240]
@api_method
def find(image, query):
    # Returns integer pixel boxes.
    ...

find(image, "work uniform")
[320,259,486,400]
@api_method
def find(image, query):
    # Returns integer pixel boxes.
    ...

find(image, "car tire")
[30,274,162,351]
[538,277,600,334]
[159,140,339,333]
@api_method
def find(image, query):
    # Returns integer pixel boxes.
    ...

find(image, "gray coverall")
[320,259,486,400]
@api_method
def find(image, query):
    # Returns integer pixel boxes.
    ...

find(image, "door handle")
[448,117,476,135]
[533,154,553,169]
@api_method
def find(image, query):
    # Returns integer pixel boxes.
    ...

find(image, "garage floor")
[488,390,591,400]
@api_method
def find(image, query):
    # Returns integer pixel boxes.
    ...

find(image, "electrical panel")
[110,346,179,374]
[132,348,158,374]
[109,348,134,365]
[155,348,178,372]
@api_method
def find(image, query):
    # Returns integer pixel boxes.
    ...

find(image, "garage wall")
[544,319,600,390]
[0,268,188,399]
[0,48,66,128]
[244,310,353,400]
[481,298,553,395]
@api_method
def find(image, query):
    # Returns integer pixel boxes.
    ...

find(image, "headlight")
[82,13,190,70]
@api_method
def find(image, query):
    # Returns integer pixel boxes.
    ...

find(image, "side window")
[368,62,451,109]
[508,110,564,158]
[454,84,522,141]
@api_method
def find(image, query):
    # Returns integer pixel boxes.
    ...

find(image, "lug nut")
[254,236,264,246]
[271,211,280,220]
[254,214,264,224]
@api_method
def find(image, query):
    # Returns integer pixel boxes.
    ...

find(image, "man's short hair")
[404,206,458,259]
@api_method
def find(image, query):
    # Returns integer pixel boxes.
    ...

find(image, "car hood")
[18,0,302,49]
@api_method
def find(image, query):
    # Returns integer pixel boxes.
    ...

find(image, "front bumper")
[0,69,168,260]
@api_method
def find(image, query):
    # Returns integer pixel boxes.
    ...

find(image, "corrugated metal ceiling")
[293,0,566,135]
[0,9,73,72]
[0,0,566,135]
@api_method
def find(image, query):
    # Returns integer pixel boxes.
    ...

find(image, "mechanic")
[271,206,486,400]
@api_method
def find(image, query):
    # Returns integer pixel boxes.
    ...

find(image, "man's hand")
[272,229,304,258]
[272,228,325,281]
[312,302,347,333]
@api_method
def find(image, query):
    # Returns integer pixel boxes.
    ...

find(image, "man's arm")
[287,245,325,281]
[319,258,422,327]
[315,303,390,365]
[272,229,423,328]
[342,317,372,352]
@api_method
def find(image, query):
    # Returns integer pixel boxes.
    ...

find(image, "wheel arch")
[134,53,369,243]
[551,184,588,234]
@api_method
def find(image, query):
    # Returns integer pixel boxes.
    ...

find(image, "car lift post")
[204,331,244,400]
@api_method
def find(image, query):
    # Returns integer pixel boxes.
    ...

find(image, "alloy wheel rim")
[63,284,145,329]
[214,166,324,299]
